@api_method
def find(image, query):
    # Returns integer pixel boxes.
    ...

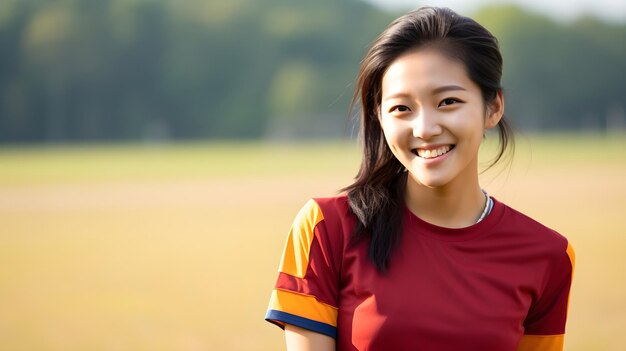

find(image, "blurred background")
[1,0,625,142]
[0,0,624,350]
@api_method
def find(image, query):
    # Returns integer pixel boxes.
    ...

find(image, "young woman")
[265,7,574,351]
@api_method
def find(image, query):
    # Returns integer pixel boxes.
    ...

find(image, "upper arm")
[518,241,575,351]
[285,324,335,351]
[265,199,342,338]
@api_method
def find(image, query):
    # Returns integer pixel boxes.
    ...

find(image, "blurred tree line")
[0,0,624,143]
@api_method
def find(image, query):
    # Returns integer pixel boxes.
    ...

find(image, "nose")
[412,108,443,140]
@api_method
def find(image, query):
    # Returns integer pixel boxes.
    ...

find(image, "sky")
[363,0,626,23]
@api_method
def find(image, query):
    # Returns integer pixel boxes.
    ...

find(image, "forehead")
[381,49,477,96]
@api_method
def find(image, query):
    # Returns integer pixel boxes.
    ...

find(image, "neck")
[404,174,485,228]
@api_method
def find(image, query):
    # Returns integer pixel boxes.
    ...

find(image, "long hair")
[342,7,514,272]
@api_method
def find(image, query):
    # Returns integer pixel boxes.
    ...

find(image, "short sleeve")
[517,241,575,351]
[265,199,341,338]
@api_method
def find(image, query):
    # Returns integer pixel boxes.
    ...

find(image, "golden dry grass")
[0,135,624,350]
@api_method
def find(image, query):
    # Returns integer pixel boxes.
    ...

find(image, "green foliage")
[475,5,626,130]
[0,0,391,142]
[0,1,624,142]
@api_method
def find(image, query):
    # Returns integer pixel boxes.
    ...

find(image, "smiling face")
[379,48,503,190]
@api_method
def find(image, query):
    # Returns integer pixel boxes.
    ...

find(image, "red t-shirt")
[266,195,574,351]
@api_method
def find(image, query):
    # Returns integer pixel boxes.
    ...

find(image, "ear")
[485,90,504,129]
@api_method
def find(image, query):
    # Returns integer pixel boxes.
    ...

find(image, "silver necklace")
[475,189,492,223]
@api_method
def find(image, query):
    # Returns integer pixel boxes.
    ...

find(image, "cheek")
[380,117,405,137]
[455,109,487,138]
[380,120,403,151]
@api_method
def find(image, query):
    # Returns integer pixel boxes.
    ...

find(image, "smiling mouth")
[412,145,455,159]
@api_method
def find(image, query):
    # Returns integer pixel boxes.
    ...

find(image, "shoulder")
[293,194,351,225]
[495,198,574,267]
[311,194,351,218]
[290,194,356,243]
[290,194,354,227]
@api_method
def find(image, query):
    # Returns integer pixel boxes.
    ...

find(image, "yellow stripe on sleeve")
[278,199,325,278]
[517,334,564,351]
[268,289,338,327]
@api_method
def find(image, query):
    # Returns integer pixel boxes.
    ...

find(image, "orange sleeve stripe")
[268,289,338,327]
[566,242,575,276]
[565,242,575,317]
[278,199,324,278]
[517,334,564,351]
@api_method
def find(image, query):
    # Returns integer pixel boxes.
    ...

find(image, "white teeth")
[417,145,451,159]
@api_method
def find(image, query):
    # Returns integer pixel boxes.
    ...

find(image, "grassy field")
[0,134,625,350]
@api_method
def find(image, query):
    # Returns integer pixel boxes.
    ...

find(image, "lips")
[412,145,455,159]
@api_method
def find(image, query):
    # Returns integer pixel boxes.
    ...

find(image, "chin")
[417,179,449,189]
[408,171,451,189]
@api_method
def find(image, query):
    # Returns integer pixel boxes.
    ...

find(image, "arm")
[266,199,341,345]
[517,242,575,351]
[285,324,335,351]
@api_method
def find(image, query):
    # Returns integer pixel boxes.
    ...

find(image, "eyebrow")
[432,85,467,94]
[383,85,467,101]
[382,92,411,101]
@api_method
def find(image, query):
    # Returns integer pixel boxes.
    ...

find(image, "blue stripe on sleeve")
[265,309,338,338]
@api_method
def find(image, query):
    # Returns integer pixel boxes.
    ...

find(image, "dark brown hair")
[343,7,514,272]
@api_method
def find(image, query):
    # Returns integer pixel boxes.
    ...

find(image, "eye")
[439,98,462,107]
[389,105,411,113]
